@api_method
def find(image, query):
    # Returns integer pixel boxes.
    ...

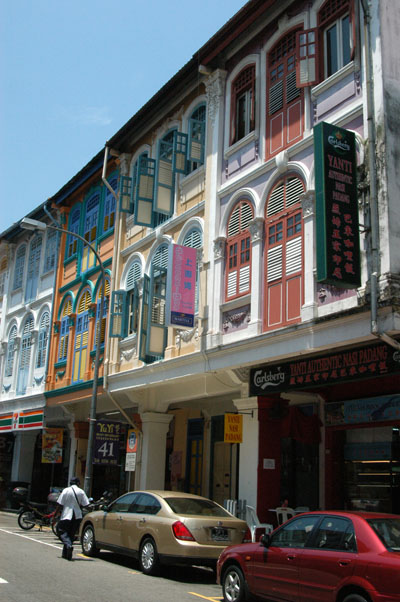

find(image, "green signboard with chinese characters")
[314,121,360,288]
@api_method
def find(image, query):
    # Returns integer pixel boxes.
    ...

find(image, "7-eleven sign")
[0,410,44,432]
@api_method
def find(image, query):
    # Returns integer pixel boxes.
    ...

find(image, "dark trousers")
[58,517,81,549]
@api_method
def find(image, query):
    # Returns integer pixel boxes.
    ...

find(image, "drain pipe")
[359,0,400,351]
[101,145,140,429]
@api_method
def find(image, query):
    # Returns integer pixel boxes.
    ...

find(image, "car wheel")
[139,537,160,576]
[343,594,370,602]
[81,523,99,557]
[18,511,35,530]
[222,565,247,602]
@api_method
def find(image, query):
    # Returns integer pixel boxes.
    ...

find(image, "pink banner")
[167,245,197,327]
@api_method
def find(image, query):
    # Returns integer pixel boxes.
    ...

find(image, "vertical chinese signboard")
[42,428,63,464]
[314,121,360,288]
[166,244,197,328]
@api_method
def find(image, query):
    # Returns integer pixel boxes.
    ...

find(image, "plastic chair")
[246,505,273,542]
[275,506,295,525]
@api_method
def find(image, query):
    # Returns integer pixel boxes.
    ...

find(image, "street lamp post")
[20,217,106,495]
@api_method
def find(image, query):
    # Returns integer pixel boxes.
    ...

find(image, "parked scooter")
[13,487,59,535]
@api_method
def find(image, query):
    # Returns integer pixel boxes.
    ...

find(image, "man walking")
[56,477,90,560]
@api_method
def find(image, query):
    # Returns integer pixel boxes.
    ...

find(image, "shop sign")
[126,429,139,453]
[224,413,243,443]
[344,442,392,461]
[0,410,44,432]
[250,341,400,395]
[42,428,63,464]
[166,244,197,328]
[326,394,400,426]
[314,121,360,288]
[125,452,136,471]
[93,420,121,465]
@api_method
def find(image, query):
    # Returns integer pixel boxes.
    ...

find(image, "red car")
[217,511,400,602]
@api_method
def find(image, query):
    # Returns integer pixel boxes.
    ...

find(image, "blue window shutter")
[134,157,156,227]
[173,131,188,175]
[110,290,127,338]
[129,283,140,335]
[146,264,167,359]
[154,137,174,216]
[25,236,42,303]
[139,274,150,362]
[119,176,134,213]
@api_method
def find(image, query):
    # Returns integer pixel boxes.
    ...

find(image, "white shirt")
[58,485,90,520]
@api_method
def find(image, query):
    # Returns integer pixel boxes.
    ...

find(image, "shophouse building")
[106,0,400,524]
[0,206,60,505]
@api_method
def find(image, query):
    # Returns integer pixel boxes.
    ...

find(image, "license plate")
[211,527,228,541]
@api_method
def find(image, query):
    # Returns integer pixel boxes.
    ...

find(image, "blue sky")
[0,0,247,233]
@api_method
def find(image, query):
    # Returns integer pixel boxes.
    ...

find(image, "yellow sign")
[42,428,63,464]
[224,413,243,443]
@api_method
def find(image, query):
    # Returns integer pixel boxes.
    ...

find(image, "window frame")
[36,311,50,369]
[13,245,26,290]
[318,0,353,80]
[5,325,17,378]
[44,229,57,273]
[230,64,256,145]
[225,200,253,301]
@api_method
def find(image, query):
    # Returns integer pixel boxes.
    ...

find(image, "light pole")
[20,217,106,495]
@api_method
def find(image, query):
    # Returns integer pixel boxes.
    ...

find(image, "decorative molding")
[3,384,11,393]
[205,69,227,125]
[120,337,137,362]
[33,375,44,386]
[213,237,226,261]
[56,370,65,382]
[175,324,199,346]
[119,153,132,177]
[248,217,264,243]
[300,191,315,218]
[223,306,251,331]
[275,150,289,174]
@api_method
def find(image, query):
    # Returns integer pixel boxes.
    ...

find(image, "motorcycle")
[13,488,59,536]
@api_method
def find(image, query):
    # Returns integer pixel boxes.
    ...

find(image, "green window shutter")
[110,290,127,338]
[146,265,167,359]
[128,283,140,335]
[189,117,205,165]
[154,137,174,216]
[119,176,134,213]
[134,157,156,227]
[138,274,150,362]
[173,131,188,175]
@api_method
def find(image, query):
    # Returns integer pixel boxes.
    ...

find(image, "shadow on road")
[95,551,216,584]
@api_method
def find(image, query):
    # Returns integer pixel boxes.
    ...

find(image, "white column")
[232,396,259,509]
[138,412,173,490]
[301,191,318,321]
[248,217,265,335]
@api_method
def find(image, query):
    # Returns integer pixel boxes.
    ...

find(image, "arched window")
[58,298,72,361]
[5,325,17,378]
[66,207,81,259]
[25,235,42,302]
[13,245,26,290]
[267,30,303,157]
[188,104,206,172]
[264,176,304,331]
[82,193,100,272]
[17,315,34,395]
[226,201,253,300]
[36,311,50,368]
[72,290,91,383]
[231,65,256,144]
[183,228,203,314]
[126,261,141,336]
[95,279,110,348]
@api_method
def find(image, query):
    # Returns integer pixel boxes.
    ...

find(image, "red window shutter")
[296,28,319,87]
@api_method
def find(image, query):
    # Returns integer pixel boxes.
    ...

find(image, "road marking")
[188,594,222,601]
[0,528,61,549]
[0,578,8,584]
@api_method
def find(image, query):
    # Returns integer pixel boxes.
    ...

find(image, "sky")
[0,0,247,234]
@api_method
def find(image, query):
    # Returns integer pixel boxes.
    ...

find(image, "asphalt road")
[0,511,223,602]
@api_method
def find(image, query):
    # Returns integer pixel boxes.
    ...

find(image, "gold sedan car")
[80,490,250,575]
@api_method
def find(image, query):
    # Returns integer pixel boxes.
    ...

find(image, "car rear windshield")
[165,497,231,517]
[367,518,400,551]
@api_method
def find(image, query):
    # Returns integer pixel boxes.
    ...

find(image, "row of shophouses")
[1,0,399,524]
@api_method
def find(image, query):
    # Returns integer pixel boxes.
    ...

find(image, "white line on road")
[0,528,61,549]
[0,578,8,584]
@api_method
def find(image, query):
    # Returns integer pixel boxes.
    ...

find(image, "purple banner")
[93,420,121,465]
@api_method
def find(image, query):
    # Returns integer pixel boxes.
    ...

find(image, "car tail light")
[172,521,195,541]
[242,527,252,543]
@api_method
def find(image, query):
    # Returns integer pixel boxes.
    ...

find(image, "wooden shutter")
[154,137,174,216]
[134,157,156,227]
[173,131,188,175]
[25,236,42,302]
[188,117,205,165]
[138,274,150,362]
[146,265,167,358]
[17,316,34,394]
[110,290,127,338]
[6,326,17,377]
[120,175,134,213]
[296,29,319,87]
